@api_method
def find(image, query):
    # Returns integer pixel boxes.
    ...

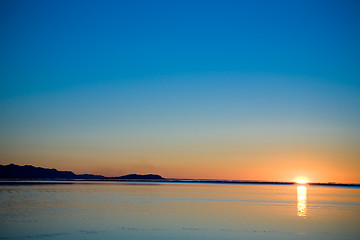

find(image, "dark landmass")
[0,164,80,179]
[113,174,164,180]
[0,164,359,187]
[0,164,163,180]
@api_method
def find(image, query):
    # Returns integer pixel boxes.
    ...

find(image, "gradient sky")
[1,0,360,183]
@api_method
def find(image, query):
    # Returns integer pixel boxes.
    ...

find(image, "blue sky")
[1,0,359,96]
[1,0,360,182]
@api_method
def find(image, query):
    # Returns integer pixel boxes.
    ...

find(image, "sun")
[294,177,309,184]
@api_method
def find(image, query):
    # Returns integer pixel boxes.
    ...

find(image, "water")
[0,182,359,240]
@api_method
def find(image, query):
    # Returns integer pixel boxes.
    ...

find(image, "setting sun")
[295,177,309,184]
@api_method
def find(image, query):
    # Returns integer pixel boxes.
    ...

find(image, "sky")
[1,0,360,183]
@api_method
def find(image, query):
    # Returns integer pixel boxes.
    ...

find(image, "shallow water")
[0,182,359,240]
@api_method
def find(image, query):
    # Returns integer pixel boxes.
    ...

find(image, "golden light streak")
[297,185,307,217]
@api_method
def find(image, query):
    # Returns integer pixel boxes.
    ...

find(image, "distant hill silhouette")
[114,174,164,180]
[0,164,163,180]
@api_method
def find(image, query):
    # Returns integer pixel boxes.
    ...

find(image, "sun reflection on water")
[297,185,307,217]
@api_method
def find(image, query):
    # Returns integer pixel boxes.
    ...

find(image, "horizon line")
[1,163,360,186]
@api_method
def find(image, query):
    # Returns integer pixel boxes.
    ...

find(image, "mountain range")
[0,164,164,180]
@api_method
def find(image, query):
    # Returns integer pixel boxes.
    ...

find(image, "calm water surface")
[0,182,359,240]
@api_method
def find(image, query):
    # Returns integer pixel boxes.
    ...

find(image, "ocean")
[0,181,359,240]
